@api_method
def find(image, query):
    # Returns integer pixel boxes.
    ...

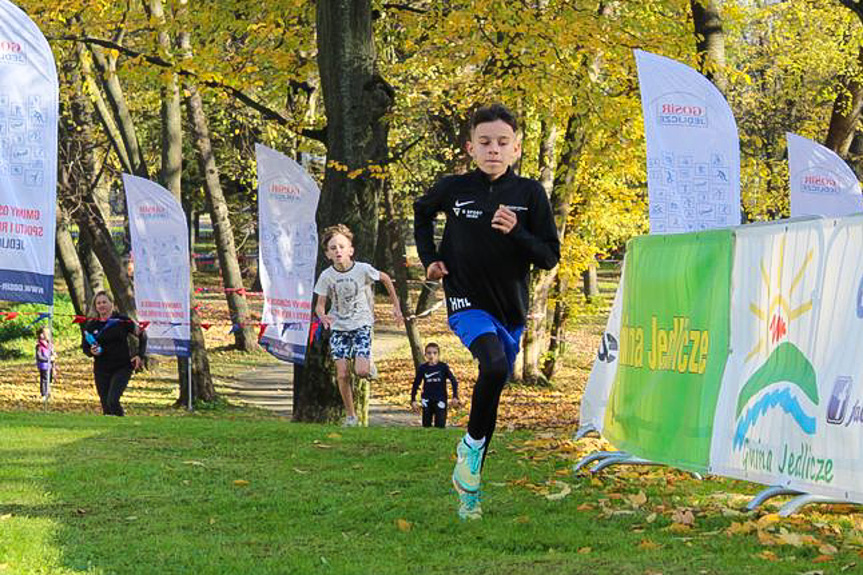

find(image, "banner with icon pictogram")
[256,144,320,364]
[636,49,740,235]
[0,0,57,304]
[124,174,191,357]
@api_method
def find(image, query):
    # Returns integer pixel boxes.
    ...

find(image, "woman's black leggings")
[94,367,132,416]
[466,333,511,469]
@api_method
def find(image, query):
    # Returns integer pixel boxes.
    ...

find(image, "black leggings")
[94,367,133,416]
[466,333,510,468]
[421,400,447,428]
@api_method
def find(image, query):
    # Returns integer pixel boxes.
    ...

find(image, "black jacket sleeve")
[444,363,458,399]
[81,322,95,357]
[413,180,448,270]
[507,183,560,270]
[127,320,147,358]
[410,364,424,402]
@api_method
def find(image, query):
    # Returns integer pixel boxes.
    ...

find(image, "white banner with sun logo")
[710,216,863,502]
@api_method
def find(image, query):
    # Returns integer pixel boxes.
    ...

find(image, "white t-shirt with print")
[314,261,380,331]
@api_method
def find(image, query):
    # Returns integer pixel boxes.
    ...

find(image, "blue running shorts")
[448,310,524,374]
[329,326,372,360]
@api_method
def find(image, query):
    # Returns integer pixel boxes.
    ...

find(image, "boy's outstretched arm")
[410,367,422,411]
[378,272,403,323]
[314,294,333,330]
[447,364,460,407]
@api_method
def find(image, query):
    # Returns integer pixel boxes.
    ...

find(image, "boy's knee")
[355,364,370,377]
[480,354,509,383]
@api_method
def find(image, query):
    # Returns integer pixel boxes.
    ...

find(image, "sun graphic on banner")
[745,237,814,364]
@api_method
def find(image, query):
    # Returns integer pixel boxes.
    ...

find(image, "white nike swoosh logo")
[454,200,474,207]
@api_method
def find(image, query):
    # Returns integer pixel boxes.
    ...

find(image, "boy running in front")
[413,104,560,519]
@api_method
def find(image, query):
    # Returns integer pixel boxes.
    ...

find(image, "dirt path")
[219,325,419,426]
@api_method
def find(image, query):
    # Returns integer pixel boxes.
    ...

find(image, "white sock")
[464,433,485,449]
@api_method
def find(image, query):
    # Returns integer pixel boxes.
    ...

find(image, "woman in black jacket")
[81,291,146,416]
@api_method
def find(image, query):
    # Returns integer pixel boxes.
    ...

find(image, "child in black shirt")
[410,342,459,428]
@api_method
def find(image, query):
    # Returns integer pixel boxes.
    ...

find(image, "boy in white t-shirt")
[314,224,402,426]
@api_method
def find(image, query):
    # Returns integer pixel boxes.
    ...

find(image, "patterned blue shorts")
[329,326,372,360]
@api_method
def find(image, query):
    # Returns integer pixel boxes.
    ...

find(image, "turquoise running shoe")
[452,438,483,494]
[457,488,482,520]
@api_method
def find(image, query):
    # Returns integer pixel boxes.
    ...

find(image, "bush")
[0,293,80,360]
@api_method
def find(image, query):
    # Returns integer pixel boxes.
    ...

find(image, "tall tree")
[690,0,728,96]
[293,0,395,422]
[179,14,257,352]
[148,0,215,403]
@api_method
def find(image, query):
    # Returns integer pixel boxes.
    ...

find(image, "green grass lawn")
[3,413,861,574]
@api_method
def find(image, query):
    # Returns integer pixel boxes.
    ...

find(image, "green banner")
[603,229,733,471]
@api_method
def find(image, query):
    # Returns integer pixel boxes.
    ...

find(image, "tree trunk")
[152,0,215,403]
[184,86,256,351]
[849,130,863,178]
[55,199,87,317]
[178,303,215,404]
[539,111,589,378]
[63,50,134,316]
[582,264,599,301]
[382,182,423,368]
[824,45,863,157]
[77,235,104,305]
[522,118,558,385]
[690,0,728,96]
[76,41,132,174]
[542,273,569,380]
[74,214,136,315]
[88,43,148,178]
[292,329,341,422]
[293,0,395,422]
[414,281,439,316]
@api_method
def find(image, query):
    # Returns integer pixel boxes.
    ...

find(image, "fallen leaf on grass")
[646,513,657,524]
[840,563,857,572]
[801,571,824,575]
[638,539,660,550]
[577,503,595,511]
[777,531,806,547]
[667,523,691,534]
[0,514,10,520]
[209,517,216,525]
[671,508,695,526]
[813,555,833,563]
[396,519,412,532]
[515,515,530,524]
[292,468,309,475]
[545,481,572,501]
[578,547,591,554]
[726,521,757,536]
[327,433,342,439]
[755,550,777,561]
[125,516,138,521]
[313,442,332,449]
[757,530,778,546]
[626,490,648,508]
[757,513,781,528]
[819,543,838,555]
[233,479,250,487]
[183,460,206,467]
